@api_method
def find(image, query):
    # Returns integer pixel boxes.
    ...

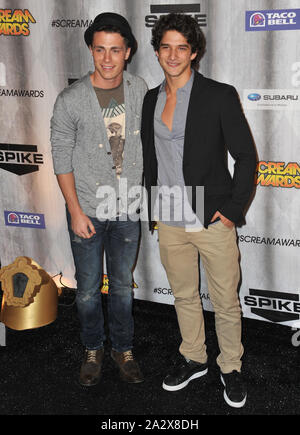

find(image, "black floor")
[0,290,299,419]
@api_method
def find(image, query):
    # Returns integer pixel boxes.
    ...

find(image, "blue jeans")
[66,210,140,352]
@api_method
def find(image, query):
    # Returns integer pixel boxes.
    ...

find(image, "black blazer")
[141,71,257,228]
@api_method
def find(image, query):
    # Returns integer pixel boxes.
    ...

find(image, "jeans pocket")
[71,233,84,243]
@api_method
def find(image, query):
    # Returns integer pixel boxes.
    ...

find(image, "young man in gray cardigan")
[51,13,147,387]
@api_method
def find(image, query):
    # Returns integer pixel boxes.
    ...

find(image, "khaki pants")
[158,221,243,374]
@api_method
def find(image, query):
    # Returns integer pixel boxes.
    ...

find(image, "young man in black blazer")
[141,13,256,408]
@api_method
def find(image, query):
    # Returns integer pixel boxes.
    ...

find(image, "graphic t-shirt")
[94,82,125,176]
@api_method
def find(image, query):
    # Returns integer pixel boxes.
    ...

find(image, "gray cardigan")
[50,71,148,218]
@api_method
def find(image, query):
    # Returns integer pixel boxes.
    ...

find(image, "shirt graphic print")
[94,83,125,176]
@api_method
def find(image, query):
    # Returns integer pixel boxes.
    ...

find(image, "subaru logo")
[248,93,261,101]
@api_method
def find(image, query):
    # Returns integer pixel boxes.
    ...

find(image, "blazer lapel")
[144,86,159,160]
[183,71,208,160]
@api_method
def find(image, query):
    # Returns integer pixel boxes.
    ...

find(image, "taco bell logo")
[246,9,300,31]
[4,211,46,229]
[250,13,265,27]
[7,212,19,224]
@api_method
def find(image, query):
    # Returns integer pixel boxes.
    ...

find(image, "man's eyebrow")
[159,43,189,47]
[93,45,123,49]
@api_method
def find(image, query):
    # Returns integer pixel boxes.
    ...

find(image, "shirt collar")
[159,69,194,94]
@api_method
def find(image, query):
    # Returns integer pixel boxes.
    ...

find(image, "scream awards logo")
[244,289,300,323]
[145,3,207,27]
[0,9,36,36]
[101,274,109,294]
[0,143,44,175]
[101,274,138,294]
[256,161,300,189]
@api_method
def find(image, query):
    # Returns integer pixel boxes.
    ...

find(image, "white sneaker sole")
[162,368,208,392]
[221,375,247,408]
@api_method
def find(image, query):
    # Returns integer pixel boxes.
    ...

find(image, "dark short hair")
[151,13,206,69]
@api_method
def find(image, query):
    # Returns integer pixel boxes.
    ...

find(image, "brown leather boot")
[111,350,144,383]
[79,348,104,386]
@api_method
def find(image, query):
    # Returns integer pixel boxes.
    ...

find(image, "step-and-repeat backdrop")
[0,0,299,328]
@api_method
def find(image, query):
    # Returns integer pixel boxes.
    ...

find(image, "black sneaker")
[220,370,247,408]
[162,354,208,391]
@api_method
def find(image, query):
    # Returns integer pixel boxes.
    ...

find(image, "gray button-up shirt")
[153,70,203,231]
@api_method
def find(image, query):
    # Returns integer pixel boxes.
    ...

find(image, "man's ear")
[125,47,131,61]
[190,51,197,61]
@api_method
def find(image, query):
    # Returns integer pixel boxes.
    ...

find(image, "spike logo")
[145,4,207,28]
[244,289,300,323]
